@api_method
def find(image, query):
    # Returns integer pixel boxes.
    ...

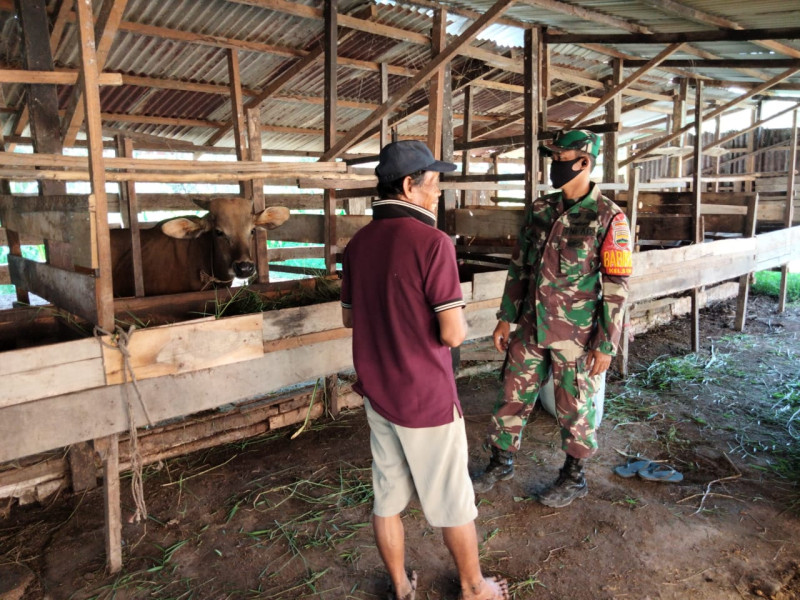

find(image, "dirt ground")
[2,295,799,600]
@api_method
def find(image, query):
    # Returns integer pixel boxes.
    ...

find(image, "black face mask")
[549,157,586,189]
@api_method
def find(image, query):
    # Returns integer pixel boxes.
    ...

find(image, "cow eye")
[250,228,256,236]
[214,228,225,237]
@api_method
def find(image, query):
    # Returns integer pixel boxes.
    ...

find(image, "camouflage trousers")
[488,331,603,459]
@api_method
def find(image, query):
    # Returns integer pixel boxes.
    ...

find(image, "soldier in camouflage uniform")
[472,129,632,508]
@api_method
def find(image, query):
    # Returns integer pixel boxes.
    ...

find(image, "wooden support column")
[323,0,338,276]
[379,62,389,149]
[427,8,446,160]
[13,0,68,304]
[324,0,340,416]
[619,164,640,377]
[227,48,253,199]
[460,86,474,208]
[247,107,270,284]
[690,79,703,352]
[604,59,623,184]
[713,115,722,192]
[779,109,798,313]
[746,105,759,193]
[668,79,688,178]
[115,135,144,296]
[95,435,122,573]
[76,0,115,331]
[734,193,759,330]
[524,27,541,206]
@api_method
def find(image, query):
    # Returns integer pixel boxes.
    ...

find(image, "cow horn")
[192,197,214,211]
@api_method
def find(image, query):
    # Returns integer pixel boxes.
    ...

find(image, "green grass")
[751,270,800,302]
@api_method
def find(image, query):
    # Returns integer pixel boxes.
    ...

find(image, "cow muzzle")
[233,261,256,278]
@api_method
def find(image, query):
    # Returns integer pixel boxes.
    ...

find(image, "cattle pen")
[1,0,800,579]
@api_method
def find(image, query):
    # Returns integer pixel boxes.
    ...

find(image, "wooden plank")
[471,270,507,301]
[8,255,98,323]
[102,313,264,385]
[0,336,354,462]
[262,300,342,341]
[0,194,93,268]
[0,337,105,408]
[268,213,371,245]
[454,207,523,239]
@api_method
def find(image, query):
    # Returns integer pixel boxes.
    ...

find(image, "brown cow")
[111,196,290,297]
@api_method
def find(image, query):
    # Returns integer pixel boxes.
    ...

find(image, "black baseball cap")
[375,140,457,183]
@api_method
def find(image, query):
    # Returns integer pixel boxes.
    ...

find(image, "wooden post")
[734,193,759,330]
[669,79,687,179]
[323,0,338,276]
[379,62,389,149]
[427,8,446,160]
[460,85,473,208]
[13,0,68,304]
[603,59,622,184]
[115,136,144,297]
[95,435,122,573]
[713,115,722,192]
[779,109,798,313]
[227,48,253,199]
[76,0,115,331]
[690,79,703,352]
[619,164,640,376]
[524,27,541,207]
[247,107,270,284]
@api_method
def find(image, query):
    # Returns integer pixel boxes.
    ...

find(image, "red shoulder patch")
[600,213,632,276]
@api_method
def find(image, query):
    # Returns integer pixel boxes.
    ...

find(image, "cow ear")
[255,206,290,230]
[161,217,209,239]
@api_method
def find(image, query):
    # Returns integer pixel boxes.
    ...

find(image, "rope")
[199,269,233,291]
[95,324,151,524]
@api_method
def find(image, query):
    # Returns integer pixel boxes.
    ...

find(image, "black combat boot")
[537,454,588,508]
[472,446,515,493]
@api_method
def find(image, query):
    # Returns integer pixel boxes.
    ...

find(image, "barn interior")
[0,0,799,576]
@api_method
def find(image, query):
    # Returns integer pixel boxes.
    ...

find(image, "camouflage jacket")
[497,183,632,355]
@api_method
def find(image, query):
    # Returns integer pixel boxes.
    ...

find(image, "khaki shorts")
[364,398,478,528]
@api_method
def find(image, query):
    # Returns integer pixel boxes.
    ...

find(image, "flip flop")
[638,462,683,483]
[613,458,652,478]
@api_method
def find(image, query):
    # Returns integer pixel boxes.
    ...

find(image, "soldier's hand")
[493,321,511,353]
[586,349,612,376]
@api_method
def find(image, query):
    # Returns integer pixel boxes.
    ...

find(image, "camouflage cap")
[539,129,601,158]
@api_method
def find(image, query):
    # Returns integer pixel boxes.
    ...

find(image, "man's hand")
[492,320,511,353]
[586,349,612,376]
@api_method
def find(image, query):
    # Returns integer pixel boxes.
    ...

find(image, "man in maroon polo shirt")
[341,140,509,600]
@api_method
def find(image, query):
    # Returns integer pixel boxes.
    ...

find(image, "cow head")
[160,196,290,281]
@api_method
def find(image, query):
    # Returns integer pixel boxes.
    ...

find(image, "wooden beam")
[569,43,683,128]
[114,136,144,296]
[62,0,129,146]
[379,62,389,148]
[226,48,253,198]
[622,58,800,69]
[461,85,474,208]
[0,69,123,86]
[76,0,114,330]
[319,0,515,161]
[622,67,800,168]
[544,27,800,45]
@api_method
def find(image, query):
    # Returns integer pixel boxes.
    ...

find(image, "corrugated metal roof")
[0,0,798,157]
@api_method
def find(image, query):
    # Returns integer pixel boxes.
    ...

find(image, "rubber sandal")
[637,462,683,483]
[613,458,652,478]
